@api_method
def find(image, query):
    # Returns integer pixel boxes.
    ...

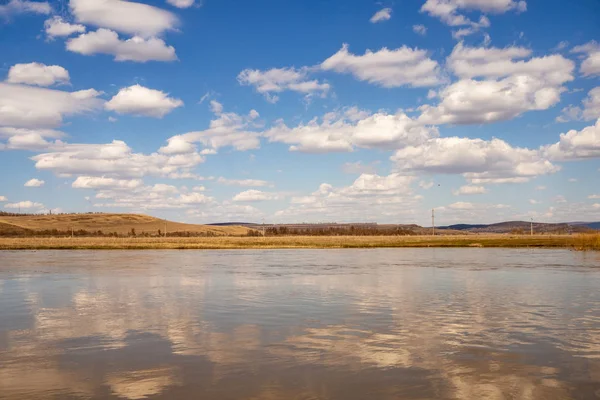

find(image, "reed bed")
[0,234,581,250]
[573,233,600,250]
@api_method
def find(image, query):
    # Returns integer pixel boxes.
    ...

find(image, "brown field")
[0,213,251,236]
[0,234,589,250]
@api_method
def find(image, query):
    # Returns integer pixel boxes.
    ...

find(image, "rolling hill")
[0,213,252,236]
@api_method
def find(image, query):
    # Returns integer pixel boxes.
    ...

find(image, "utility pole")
[530,218,533,236]
[71,226,74,238]
[164,221,167,238]
[432,209,435,236]
[262,218,265,237]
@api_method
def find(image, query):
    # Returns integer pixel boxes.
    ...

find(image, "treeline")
[0,228,229,238]
[0,211,108,217]
[246,226,417,236]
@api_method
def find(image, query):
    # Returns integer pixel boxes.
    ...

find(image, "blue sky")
[0,0,599,225]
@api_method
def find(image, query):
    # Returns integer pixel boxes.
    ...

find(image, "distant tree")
[131,228,136,237]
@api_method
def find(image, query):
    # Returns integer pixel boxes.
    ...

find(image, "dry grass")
[573,233,600,250]
[0,213,250,236]
[0,234,581,250]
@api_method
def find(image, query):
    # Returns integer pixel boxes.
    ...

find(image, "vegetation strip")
[0,234,598,250]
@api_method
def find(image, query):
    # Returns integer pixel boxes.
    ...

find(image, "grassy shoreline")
[0,234,595,250]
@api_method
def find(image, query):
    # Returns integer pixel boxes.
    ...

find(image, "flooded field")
[1,249,599,399]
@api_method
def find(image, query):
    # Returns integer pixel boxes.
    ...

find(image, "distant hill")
[438,221,598,234]
[0,213,252,236]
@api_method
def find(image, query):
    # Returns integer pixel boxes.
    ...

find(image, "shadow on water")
[0,249,599,399]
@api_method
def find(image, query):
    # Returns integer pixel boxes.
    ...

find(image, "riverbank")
[0,234,594,250]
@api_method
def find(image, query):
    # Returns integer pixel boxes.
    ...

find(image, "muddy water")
[0,249,599,399]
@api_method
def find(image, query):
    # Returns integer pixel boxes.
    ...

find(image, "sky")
[0,0,599,226]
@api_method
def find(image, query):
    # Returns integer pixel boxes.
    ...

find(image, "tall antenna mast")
[432,209,435,236]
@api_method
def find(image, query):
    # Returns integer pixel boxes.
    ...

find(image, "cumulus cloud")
[341,161,377,175]
[0,0,50,17]
[93,183,214,210]
[32,140,204,179]
[277,174,420,222]
[44,16,86,38]
[238,67,330,103]
[233,189,278,202]
[105,85,183,117]
[556,87,600,122]
[178,104,262,152]
[264,107,438,153]
[544,118,600,161]
[4,200,45,210]
[24,178,44,187]
[69,0,177,37]
[421,0,525,37]
[0,83,103,128]
[370,8,391,23]
[392,136,559,183]
[413,24,427,35]
[571,41,600,77]
[321,44,443,88]
[67,29,177,62]
[72,176,143,189]
[166,0,195,8]
[0,196,6,201]
[418,43,574,125]
[217,177,270,187]
[453,185,487,195]
[0,127,65,151]
[158,135,197,155]
[6,62,70,87]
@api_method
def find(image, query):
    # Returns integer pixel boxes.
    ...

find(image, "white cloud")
[421,0,525,37]
[0,127,65,151]
[535,185,546,190]
[233,189,278,202]
[167,0,195,8]
[44,16,86,38]
[453,185,487,195]
[238,67,329,103]
[277,174,420,222]
[413,24,427,35]
[264,107,438,153]
[6,62,70,87]
[4,201,45,210]
[392,136,559,183]
[341,161,377,175]
[557,87,600,122]
[0,83,102,129]
[0,196,6,201]
[588,194,600,199]
[158,135,197,155]
[69,0,178,37]
[0,0,50,17]
[370,8,391,23]
[529,199,541,204]
[67,29,177,63]
[572,41,600,77]
[24,178,44,187]
[93,183,215,210]
[217,177,270,187]
[178,104,262,152]
[419,43,574,125]
[544,119,600,161]
[32,140,204,179]
[105,85,183,117]
[72,176,143,189]
[321,44,443,88]
[568,178,578,182]
[419,180,434,189]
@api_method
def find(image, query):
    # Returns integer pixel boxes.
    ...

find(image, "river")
[1,249,599,399]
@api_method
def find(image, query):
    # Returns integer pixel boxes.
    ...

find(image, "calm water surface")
[1,249,599,399]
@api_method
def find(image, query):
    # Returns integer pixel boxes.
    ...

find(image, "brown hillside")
[0,213,251,236]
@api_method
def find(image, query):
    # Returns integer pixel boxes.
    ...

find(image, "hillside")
[0,213,251,236]
[440,221,597,234]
